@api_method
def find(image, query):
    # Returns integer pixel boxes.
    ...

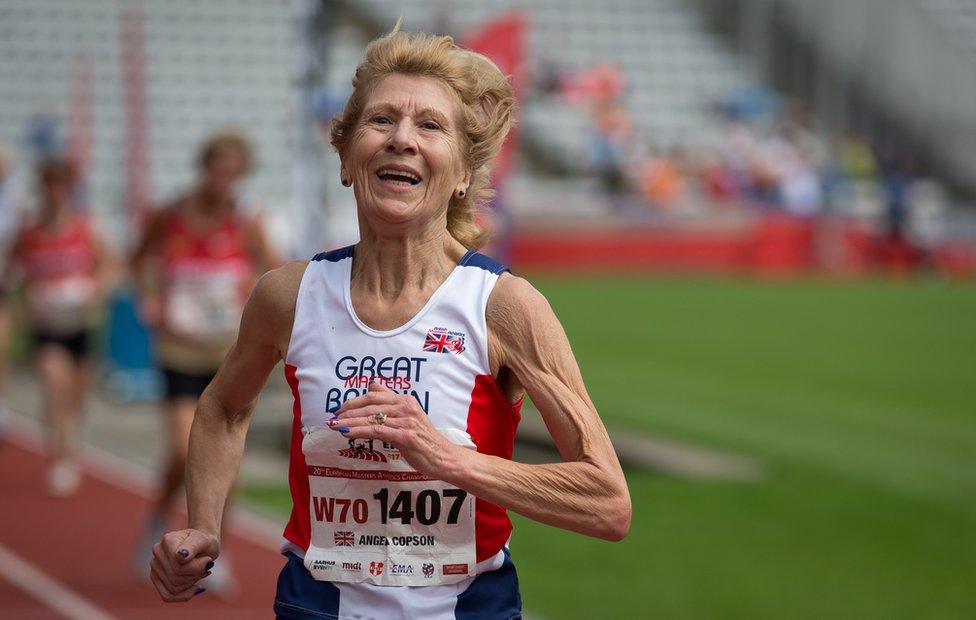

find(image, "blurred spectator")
[560,63,633,212]
[588,100,632,211]
[638,146,687,211]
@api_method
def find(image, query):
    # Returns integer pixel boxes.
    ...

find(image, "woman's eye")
[371,116,391,125]
[421,121,441,130]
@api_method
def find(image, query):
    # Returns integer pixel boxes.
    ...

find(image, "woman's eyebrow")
[417,108,450,126]
[362,103,451,126]
[362,104,395,118]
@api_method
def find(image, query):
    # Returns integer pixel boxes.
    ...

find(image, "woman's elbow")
[602,493,632,541]
[585,487,631,541]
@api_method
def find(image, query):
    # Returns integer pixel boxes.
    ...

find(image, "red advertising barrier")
[510,214,975,278]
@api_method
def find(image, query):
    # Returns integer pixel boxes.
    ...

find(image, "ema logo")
[423,327,465,354]
[422,563,435,578]
[391,562,414,575]
[369,561,385,576]
[334,531,355,546]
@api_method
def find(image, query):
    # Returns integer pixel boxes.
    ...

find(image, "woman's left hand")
[330,382,460,477]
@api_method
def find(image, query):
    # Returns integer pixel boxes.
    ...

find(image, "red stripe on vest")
[283,363,311,551]
[465,374,522,562]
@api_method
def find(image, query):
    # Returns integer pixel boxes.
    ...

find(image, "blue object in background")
[104,286,161,403]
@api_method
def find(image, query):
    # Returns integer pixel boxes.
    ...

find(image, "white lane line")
[0,542,116,620]
[3,412,284,552]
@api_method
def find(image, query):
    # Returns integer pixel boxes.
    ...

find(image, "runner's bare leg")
[36,347,76,460]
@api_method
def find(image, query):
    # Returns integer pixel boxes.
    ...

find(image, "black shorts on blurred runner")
[161,367,217,401]
[31,330,92,364]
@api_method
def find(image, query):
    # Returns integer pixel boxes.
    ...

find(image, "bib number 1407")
[314,489,468,526]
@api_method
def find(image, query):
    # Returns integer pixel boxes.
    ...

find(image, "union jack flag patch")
[423,327,465,354]
[334,531,355,546]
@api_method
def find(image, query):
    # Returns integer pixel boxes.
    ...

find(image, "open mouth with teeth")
[375,168,422,186]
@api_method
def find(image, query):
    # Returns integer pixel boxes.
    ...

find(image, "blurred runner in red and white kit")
[4,158,113,496]
[131,130,280,591]
[0,143,19,436]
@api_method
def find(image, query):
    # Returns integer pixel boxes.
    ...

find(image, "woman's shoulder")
[486,272,556,339]
[251,260,309,308]
[242,260,309,345]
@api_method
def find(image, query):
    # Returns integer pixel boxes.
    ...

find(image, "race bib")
[27,276,94,333]
[164,272,243,340]
[302,425,477,586]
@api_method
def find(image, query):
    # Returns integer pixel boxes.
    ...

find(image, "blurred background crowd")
[0,1,973,618]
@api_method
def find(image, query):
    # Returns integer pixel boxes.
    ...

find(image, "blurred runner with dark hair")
[4,157,113,495]
[131,130,280,592]
[0,143,17,438]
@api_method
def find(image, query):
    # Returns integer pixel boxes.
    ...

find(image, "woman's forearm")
[185,390,253,538]
[444,448,631,541]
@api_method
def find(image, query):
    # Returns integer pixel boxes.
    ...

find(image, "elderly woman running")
[150,29,631,619]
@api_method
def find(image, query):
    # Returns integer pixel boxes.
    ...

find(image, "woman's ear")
[455,168,472,199]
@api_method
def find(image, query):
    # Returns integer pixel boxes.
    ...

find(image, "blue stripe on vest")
[273,552,341,619]
[459,251,510,275]
[312,245,354,263]
[455,548,523,619]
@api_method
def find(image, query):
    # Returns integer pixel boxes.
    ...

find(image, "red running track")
[0,423,285,619]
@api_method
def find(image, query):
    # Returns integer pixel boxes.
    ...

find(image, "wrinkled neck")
[353,215,467,302]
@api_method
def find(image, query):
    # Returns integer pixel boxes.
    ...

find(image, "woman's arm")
[335,274,631,541]
[459,274,630,540]
[150,261,305,602]
[183,267,298,536]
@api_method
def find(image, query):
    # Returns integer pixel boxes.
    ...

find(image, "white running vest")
[281,246,521,596]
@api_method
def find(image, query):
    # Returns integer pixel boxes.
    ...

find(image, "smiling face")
[341,73,470,235]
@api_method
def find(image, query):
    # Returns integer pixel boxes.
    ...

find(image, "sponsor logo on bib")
[369,561,385,576]
[391,562,414,575]
[312,560,335,570]
[422,563,435,578]
[341,561,361,571]
[442,563,468,575]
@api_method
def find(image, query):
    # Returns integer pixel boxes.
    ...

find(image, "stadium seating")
[0,0,295,234]
[349,0,755,167]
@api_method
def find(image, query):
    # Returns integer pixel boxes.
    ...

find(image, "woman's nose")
[385,120,417,154]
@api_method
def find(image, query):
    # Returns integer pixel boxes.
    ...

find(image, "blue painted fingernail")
[205,561,214,570]
[177,549,190,558]
[338,427,349,433]
[194,587,206,596]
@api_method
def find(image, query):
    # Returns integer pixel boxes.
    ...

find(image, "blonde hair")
[197,130,254,175]
[331,29,516,249]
